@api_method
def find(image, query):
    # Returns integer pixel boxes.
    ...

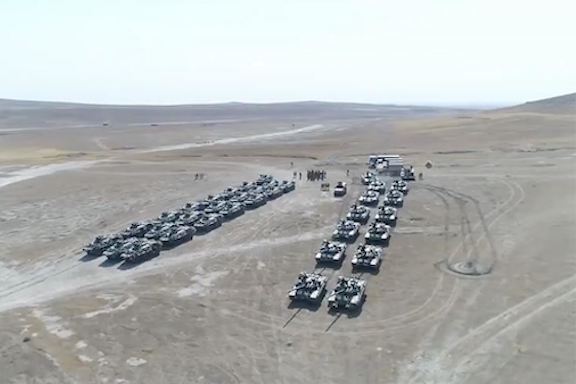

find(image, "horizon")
[1,0,575,105]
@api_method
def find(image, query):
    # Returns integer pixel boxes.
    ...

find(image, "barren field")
[0,99,575,384]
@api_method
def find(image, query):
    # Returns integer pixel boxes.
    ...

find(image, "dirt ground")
[0,102,575,384]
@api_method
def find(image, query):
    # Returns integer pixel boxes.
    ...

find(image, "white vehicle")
[315,240,347,264]
[365,222,391,245]
[351,244,383,270]
[332,220,361,242]
[288,272,328,304]
[358,190,380,206]
[327,276,367,311]
[375,206,397,225]
[334,181,347,197]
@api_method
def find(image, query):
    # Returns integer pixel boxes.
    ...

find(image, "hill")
[495,93,575,115]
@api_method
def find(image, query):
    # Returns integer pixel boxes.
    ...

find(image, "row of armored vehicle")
[84,174,295,265]
[289,171,413,312]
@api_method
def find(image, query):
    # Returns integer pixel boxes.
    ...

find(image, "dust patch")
[177,271,229,298]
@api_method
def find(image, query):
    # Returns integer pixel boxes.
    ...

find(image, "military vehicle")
[205,200,227,215]
[83,234,123,257]
[256,174,274,185]
[280,180,296,193]
[361,171,375,185]
[315,240,347,264]
[220,202,245,220]
[244,193,267,209]
[144,223,172,241]
[103,238,138,262]
[266,186,284,200]
[383,189,404,207]
[159,225,195,249]
[333,181,347,197]
[288,272,328,304]
[120,239,161,263]
[332,220,361,242]
[351,244,383,270]
[391,179,409,194]
[176,212,203,226]
[119,222,153,239]
[368,180,386,193]
[194,214,223,234]
[401,165,416,181]
[327,276,367,311]
[375,206,398,225]
[158,210,180,223]
[358,190,380,206]
[365,222,391,245]
[346,204,370,224]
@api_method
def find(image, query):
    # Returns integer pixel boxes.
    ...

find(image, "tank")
[176,212,203,226]
[351,244,383,270]
[368,180,386,193]
[365,222,391,245]
[220,202,245,220]
[144,223,174,241]
[119,222,153,239]
[194,214,223,233]
[361,172,375,185]
[256,174,274,186]
[315,240,347,264]
[333,181,347,197]
[288,272,328,304]
[266,186,284,200]
[158,210,180,223]
[346,204,370,224]
[358,190,380,206]
[103,237,138,261]
[375,206,398,225]
[391,179,409,194]
[327,276,367,311]
[205,200,227,215]
[383,190,404,207]
[159,225,195,248]
[121,239,161,263]
[244,193,267,209]
[280,180,296,193]
[83,234,123,257]
[332,220,361,242]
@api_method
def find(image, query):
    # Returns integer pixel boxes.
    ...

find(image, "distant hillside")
[0,98,469,129]
[496,93,575,115]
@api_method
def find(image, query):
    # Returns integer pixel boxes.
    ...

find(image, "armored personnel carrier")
[332,220,361,242]
[391,179,409,194]
[361,171,375,185]
[365,222,391,245]
[83,234,123,257]
[280,180,296,193]
[159,225,195,249]
[220,202,245,220]
[288,272,328,304]
[375,206,398,225]
[383,189,404,207]
[333,181,347,197]
[327,276,367,311]
[358,190,380,206]
[194,214,223,234]
[368,180,386,193]
[315,240,347,264]
[121,239,161,263]
[351,244,383,270]
[244,193,267,209]
[346,204,370,224]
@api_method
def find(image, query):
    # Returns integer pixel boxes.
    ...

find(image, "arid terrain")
[0,95,574,384]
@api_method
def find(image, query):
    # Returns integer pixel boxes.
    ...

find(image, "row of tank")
[83,175,296,266]
[288,171,410,311]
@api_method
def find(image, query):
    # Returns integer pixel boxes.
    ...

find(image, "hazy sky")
[1,0,574,105]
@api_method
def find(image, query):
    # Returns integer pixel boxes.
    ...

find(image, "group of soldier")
[306,169,326,181]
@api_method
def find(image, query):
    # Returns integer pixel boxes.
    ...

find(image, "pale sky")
[1,0,574,105]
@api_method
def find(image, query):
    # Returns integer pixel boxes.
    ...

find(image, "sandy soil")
[0,102,574,384]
